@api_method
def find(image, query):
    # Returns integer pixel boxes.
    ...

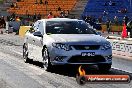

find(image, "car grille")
[68,55,105,63]
[72,45,100,50]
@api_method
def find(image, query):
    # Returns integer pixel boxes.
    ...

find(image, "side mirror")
[29,27,35,33]
[97,31,102,36]
[33,31,43,37]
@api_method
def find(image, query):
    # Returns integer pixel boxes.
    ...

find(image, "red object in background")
[121,23,127,38]
[48,15,53,19]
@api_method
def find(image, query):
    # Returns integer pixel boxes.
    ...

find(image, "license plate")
[81,52,95,56]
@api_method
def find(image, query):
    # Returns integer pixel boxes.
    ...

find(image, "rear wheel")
[42,47,52,71]
[98,64,111,72]
[23,44,29,63]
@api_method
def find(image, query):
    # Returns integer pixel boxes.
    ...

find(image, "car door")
[25,30,35,60]
[30,21,44,62]
[27,21,39,60]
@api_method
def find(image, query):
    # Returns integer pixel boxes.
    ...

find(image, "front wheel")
[98,64,111,72]
[42,47,52,71]
[23,44,29,63]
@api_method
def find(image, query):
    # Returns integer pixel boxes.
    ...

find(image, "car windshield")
[46,21,97,34]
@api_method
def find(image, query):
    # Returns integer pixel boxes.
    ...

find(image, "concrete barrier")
[101,24,123,32]
[107,38,132,59]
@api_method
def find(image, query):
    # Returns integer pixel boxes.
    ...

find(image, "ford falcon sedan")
[23,18,112,71]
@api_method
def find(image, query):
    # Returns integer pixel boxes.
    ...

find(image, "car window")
[30,21,44,35]
[46,21,97,34]
[33,21,39,31]
[38,21,44,35]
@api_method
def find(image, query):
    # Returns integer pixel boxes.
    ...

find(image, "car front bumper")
[49,48,112,65]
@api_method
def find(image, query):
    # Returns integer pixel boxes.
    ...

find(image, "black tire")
[98,64,111,72]
[23,44,29,63]
[42,47,52,71]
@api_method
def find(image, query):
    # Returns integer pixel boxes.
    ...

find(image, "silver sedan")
[23,18,112,71]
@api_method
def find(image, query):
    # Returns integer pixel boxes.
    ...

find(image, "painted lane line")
[12,50,23,56]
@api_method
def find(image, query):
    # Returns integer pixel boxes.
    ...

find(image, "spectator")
[37,13,41,20]
[85,16,94,26]
[1,16,6,28]
[121,8,127,13]
[67,10,69,15]
[40,0,43,4]
[20,17,25,26]
[59,11,65,18]
[92,16,96,23]
[58,7,61,11]
[60,11,64,15]
[82,15,86,21]
[64,13,68,18]
[14,3,18,8]
[11,13,16,19]
[64,10,69,18]
[98,16,102,23]
[123,15,129,25]
[106,19,111,34]
[123,15,129,35]
[126,21,132,38]
[27,14,30,18]
[103,11,108,16]
[114,16,118,25]
[109,1,116,6]
[124,9,127,13]
[7,16,10,21]
[47,12,53,19]
[109,1,112,6]
[85,16,91,23]
[26,10,28,15]
[44,0,48,5]
[10,3,14,8]
[16,16,20,22]
[33,13,37,22]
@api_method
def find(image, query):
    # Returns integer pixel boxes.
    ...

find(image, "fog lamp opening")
[54,56,66,62]
[105,55,112,62]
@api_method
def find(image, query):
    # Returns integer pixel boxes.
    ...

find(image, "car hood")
[48,34,108,45]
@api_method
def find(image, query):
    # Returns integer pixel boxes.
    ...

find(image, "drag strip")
[0,48,132,88]
[0,34,132,88]
[0,38,21,46]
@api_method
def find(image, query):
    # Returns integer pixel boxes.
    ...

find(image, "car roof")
[40,18,80,22]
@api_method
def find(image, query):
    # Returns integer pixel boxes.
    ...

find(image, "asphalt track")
[0,34,132,88]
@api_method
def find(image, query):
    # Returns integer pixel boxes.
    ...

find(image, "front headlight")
[52,43,72,51]
[101,42,112,50]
